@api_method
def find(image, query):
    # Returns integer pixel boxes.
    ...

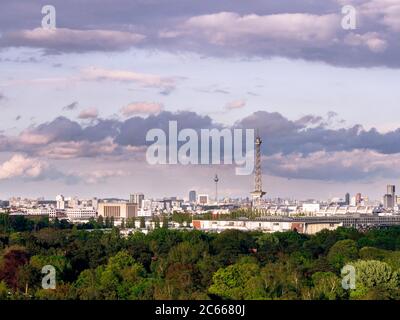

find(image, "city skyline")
[1,0,400,200]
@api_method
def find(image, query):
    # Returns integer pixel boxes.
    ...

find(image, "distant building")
[130,193,144,208]
[302,203,320,213]
[56,195,65,210]
[66,208,97,221]
[189,190,197,203]
[345,193,350,205]
[198,194,209,205]
[98,202,138,220]
[355,193,362,206]
[387,185,396,198]
[193,218,342,235]
[384,194,394,209]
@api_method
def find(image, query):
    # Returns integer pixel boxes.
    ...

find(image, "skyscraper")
[189,190,197,203]
[56,194,65,210]
[130,193,144,208]
[384,194,394,209]
[387,185,396,199]
[355,193,362,205]
[345,193,350,205]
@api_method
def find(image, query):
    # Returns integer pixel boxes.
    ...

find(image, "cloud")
[4,28,145,53]
[121,102,164,116]
[0,154,48,180]
[81,67,177,94]
[78,107,99,119]
[3,110,400,182]
[226,99,246,110]
[175,12,339,44]
[81,170,125,184]
[36,139,119,160]
[344,32,388,53]
[1,0,400,67]
[63,101,78,111]
[4,110,400,158]
[347,0,400,32]
[265,149,400,181]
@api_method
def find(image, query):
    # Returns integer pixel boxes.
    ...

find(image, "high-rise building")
[130,193,144,208]
[384,194,394,209]
[56,194,65,210]
[355,193,362,205]
[189,190,197,203]
[387,185,396,199]
[345,193,350,205]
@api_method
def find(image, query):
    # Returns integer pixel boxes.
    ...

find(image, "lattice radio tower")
[251,131,266,206]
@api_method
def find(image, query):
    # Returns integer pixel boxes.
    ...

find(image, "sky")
[0,0,400,201]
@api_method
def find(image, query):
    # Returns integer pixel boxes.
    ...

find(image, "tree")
[208,259,263,300]
[0,281,10,300]
[154,217,160,229]
[105,217,110,228]
[97,216,104,228]
[307,272,346,300]
[259,261,302,299]
[140,217,146,229]
[0,246,30,291]
[359,247,400,270]
[95,250,147,299]
[349,260,400,299]
[162,216,169,229]
[327,239,358,270]
[211,230,256,265]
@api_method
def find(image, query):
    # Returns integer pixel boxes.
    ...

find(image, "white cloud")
[0,154,48,180]
[166,12,340,45]
[7,28,145,51]
[78,107,99,119]
[121,102,164,116]
[225,99,246,110]
[344,32,388,53]
[18,132,52,145]
[81,67,177,94]
[37,139,118,159]
[81,169,125,184]
[265,149,400,181]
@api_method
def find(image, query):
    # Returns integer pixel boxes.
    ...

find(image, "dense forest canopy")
[0,214,400,300]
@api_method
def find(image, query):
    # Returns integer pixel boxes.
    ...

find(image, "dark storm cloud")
[0,0,399,67]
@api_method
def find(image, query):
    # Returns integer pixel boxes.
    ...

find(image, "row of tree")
[1,215,400,300]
